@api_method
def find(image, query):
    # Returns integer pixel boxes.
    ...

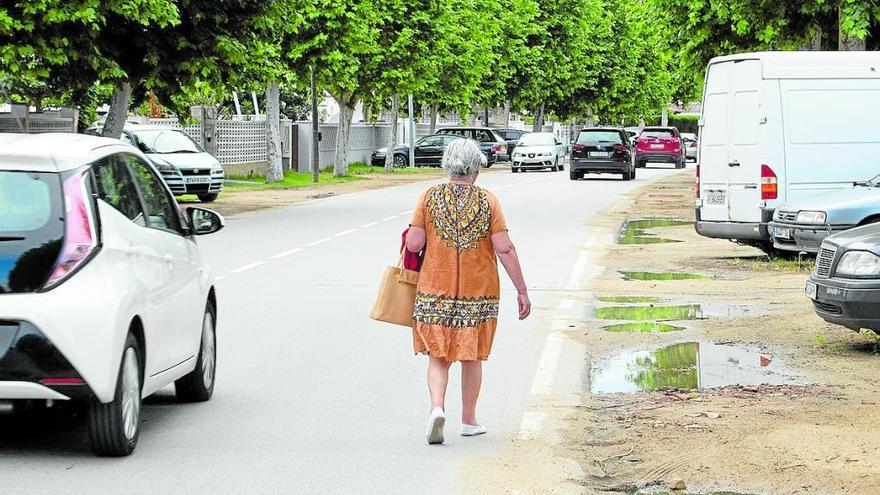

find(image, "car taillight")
[44,168,97,289]
[696,164,700,198]
[572,144,586,151]
[491,144,500,153]
[761,164,778,200]
[689,142,697,148]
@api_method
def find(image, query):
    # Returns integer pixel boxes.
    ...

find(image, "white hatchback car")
[0,133,223,456]
[511,132,566,173]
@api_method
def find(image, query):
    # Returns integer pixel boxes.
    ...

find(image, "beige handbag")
[370,253,420,327]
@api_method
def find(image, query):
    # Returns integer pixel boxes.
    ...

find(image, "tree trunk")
[532,102,545,132]
[333,92,355,177]
[502,100,510,127]
[265,81,283,183]
[661,107,669,126]
[839,6,867,50]
[483,107,490,127]
[429,106,438,134]
[385,94,399,171]
[103,81,132,139]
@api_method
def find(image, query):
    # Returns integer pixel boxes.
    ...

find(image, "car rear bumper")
[694,208,772,241]
[808,275,880,331]
[571,158,628,172]
[636,152,679,163]
[769,222,851,254]
[0,320,94,401]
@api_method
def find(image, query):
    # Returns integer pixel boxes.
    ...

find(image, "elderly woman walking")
[405,138,531,445]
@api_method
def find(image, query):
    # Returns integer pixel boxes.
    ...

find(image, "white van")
[695,51,880,250]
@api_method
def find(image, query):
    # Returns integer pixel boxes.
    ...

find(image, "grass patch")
[751,255,815,273]
[619,271,713,281]
[223,163,438,191]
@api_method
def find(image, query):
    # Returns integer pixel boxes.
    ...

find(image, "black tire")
[675,159,685,169]
[198,193,218,203]
[89,333,142,457]
[176,301,217,402]
[558,160,564,171]
[631,167,637,179]
[569,170,579,181]
[393,155,408,168]
[635,160,645,169]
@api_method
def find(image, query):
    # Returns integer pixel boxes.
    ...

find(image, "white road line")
[530,332,566,395]
[380,215,399,222]
[215,276,226,282]
[307,238,331,247]
[360,222,379,228]
[269,247,302,260]
[229,261,266,274]
[399,209,413,216]
[517,412,547,440]
[334,229,357,237]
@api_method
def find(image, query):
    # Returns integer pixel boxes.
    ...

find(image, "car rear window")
[577,131,623,144]
[0,171,65,293]
[641,129,676,138]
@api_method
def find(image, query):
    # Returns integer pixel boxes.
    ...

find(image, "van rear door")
[699,59,763,222]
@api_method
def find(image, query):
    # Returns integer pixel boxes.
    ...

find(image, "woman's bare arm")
[491,231,531,320]
[406,226,426,253]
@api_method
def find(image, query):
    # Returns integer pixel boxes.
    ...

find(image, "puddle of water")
[603,322,685,333]
[590,341,800,393]
[598,296,660,303]
[620,271,713,281]
[618,218,691,245]
[595,304,761,321]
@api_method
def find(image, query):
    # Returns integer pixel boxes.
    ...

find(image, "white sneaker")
[461,424,487,436]
[426,407,445,445]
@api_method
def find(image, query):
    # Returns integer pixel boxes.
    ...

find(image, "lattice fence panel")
[217,120,267,164]
[0,117,75,134]
[144,118,203,145]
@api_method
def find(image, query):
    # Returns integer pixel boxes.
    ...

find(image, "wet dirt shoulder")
[569,169,880,494]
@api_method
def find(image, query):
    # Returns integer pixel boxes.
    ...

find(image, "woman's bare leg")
[461,360,482,425]
[428,357,451,410]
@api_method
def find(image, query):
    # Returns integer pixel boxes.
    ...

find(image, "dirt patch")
[179,169,449,217]
[571,170,880,494]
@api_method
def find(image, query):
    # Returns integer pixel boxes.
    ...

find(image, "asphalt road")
[0,163,680,494]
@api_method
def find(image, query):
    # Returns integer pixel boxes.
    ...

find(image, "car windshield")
[0,170,65,293]
[641,129,675,138]
[577,131,622,144]
[519,133,555,146]
[133,129,204,154]
[858,173,880,187]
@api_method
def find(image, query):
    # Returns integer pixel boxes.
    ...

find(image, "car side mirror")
[187,207,224,235]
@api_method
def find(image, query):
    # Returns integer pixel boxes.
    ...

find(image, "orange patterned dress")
[409,182,508,361]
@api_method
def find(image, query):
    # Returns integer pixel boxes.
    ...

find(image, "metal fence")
[0,115,75,134]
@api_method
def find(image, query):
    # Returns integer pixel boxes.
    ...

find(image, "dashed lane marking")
[530,332,566,395]
[360,222,379,228]
[229,261,266,274]
[334,229,357,237]
[380,215,399,222]
[269,247,303,260]
[307,238,331,247]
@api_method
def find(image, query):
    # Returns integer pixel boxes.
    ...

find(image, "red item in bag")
[400,228,424,272]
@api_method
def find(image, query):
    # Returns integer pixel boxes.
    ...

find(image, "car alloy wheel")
[88,333,142,456]
[393,155,407,168]
[200,312,216,390]
[175,301,217,402]
[120,348,141,441]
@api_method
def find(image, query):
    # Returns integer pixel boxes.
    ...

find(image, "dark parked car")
[807,225,880,332]
[569,127,635,181]
[436,127,506,166]
[496,128,528,161]
[370,134,459,167]
[634,126,685,169]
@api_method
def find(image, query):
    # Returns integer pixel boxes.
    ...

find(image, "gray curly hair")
[442,138,486,178]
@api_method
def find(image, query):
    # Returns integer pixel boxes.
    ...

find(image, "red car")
[634,126,685,169]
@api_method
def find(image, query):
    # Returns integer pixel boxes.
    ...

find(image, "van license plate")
[805,281,817,300]
[771,226,791,239]
[185,177,211,184]
[705,190,725,205]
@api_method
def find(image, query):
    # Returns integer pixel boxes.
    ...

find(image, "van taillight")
[761,164,778,200]
[44,168,97,289]
[696,164,700,199]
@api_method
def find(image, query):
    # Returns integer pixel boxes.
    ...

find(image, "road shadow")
[0,390,184,457]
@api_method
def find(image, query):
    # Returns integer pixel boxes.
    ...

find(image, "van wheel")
[176,301,217,402]
[88,334,142,457]
[198,193,218,202]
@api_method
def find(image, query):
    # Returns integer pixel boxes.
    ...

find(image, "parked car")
[569,127,635,181]
[0,133,223,456]
[496,128,528,161]
[807,225,880,332]
[510,132,565,173]
[695,51,880,253]
[436,126,506,166]
[85,123,224,202]
[634,126,685,169]
[370,134,459,167]
[681,132,698,161]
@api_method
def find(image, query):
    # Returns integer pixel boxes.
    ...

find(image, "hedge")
[649,113,699,134]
